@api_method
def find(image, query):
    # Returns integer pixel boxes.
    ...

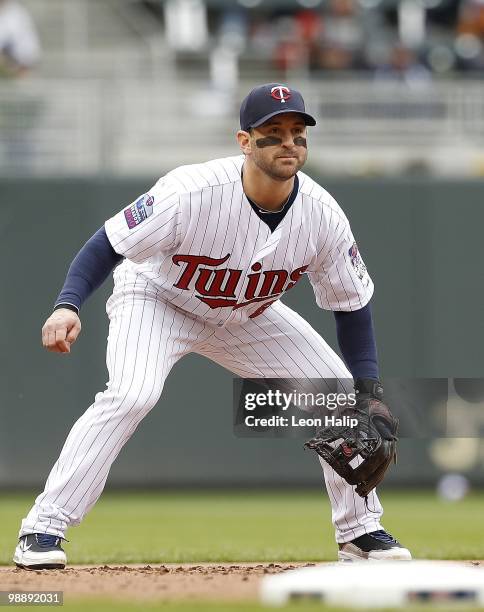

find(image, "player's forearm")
[333,302,379,381]
[54,226,123,314]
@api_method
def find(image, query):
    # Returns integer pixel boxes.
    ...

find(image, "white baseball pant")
[20,271,383,543]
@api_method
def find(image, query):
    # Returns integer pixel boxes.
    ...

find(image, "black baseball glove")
[304,379,398,498]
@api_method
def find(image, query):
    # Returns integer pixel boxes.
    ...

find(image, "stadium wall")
[1,177,483,487]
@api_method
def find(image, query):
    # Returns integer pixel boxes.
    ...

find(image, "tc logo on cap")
[271,86,291,103]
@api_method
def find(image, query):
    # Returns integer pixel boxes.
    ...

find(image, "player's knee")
[120,387,162,414]
[96,382,164,416]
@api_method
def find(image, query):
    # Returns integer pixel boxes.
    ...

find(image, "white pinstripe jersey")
[105,155,373,326]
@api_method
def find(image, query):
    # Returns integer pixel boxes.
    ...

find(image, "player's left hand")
[41,308,82,354]
[304,379,398,498]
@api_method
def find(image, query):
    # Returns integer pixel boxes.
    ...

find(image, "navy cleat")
[338,529,412,561]
[13,533,66,570]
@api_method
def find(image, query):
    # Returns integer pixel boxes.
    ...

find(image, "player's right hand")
[42,309,82,354]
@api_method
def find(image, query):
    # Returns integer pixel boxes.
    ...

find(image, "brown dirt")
[1,561,482,603]
[0,562,316,602]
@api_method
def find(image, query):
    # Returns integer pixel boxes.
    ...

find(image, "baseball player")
[13,83,411,569]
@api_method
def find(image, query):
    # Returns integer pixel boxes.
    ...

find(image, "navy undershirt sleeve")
[333,303,379,381]
[54,226,123,313]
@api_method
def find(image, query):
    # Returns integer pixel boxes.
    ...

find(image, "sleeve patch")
[124,194,154,229]
[348,242,367,280]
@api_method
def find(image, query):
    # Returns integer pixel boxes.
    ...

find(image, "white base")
[261,561,484,608]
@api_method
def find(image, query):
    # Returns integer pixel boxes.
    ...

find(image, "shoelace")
[35,533,59,547]
[370,530,398,545]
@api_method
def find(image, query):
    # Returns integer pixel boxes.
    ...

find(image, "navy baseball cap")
[240,83,316,132]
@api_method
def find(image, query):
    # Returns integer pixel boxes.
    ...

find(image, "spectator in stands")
[455,0,484,70]
[374,43,431,86]
[271,15,308,73]
[323,0,364,51]
[0,0,40,77]
[317,41,357,71]
[306,0,388,73]
[316,0,366,70]
[0,0,41,174]
[294,9,323,71]
[457,0,484,36]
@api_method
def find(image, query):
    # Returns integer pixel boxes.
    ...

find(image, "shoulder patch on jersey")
[124,194,154,229]
[348,242,367,281]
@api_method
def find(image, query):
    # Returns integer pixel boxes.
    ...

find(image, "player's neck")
[241,160,294,212]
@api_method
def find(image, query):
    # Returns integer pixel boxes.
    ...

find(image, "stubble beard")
[253,150,307,182]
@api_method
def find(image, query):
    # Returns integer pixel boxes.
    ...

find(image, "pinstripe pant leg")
[201,300,384,544]
[19,283,208,539]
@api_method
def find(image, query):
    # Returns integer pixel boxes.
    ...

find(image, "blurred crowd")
[4,0,484,81]
[0,0,40,78]
[210,0,484,77]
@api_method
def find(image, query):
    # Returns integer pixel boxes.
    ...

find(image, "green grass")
[1,489,483,565]
[53,602,358,612]
[19,601,484,612]
[16,602,380,612]
[3,491,484,610]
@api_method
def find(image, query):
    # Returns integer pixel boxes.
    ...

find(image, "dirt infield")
[1,561,482,603]
[0,563,316,602]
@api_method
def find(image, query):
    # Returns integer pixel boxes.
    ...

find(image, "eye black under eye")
[293,136,307,147]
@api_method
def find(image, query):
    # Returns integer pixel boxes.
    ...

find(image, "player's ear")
[236,130,252,155]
